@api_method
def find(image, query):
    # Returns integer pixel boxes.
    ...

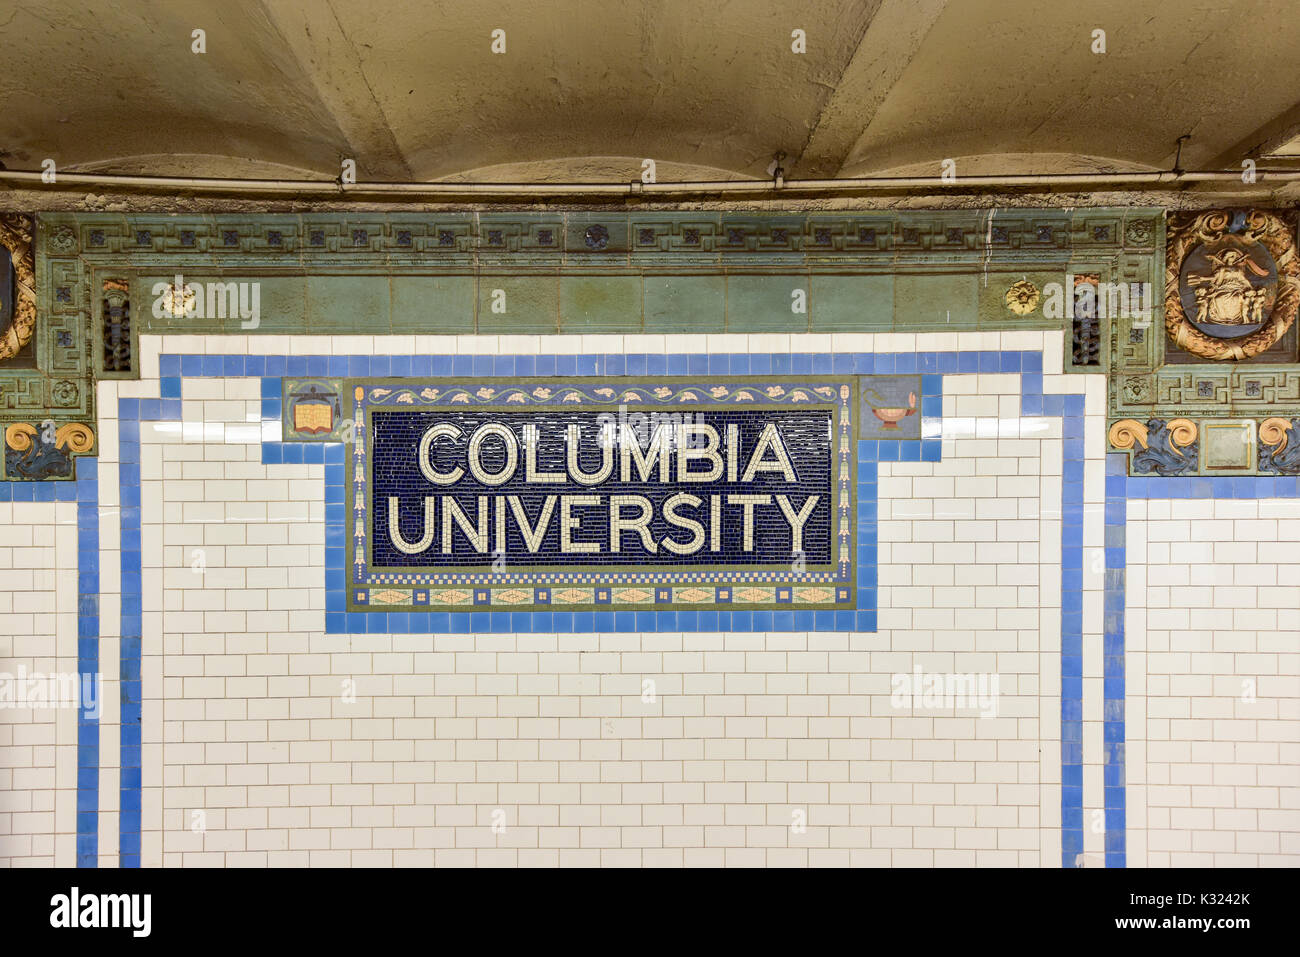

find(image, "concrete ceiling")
[2,0,1299,185]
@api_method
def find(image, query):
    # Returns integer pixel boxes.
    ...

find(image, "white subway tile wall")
[1125,497,1300,866]
[0,501,80,866]
[1,329,1295,866]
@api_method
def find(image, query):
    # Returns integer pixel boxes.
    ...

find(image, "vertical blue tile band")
[1035,385,1088,868]
[76,460,100,867]
[1003,357,1089,868]
[1103,452,1128,868]
[118,396,145,867]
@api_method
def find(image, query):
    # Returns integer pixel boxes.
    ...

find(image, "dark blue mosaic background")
[370,408,835,567]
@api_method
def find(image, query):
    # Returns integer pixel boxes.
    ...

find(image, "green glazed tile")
[810,275,893,331]
[138,274,309,335]
[392,276,475,334]
[893,273,979,328]
[559,275,641,333]
[478,275,559,334]
[243,276,308,334]
[136,274,227,335]
[1202,420,1255,471]
[307,276,390,334]
[564,212,631,255]
[726,275,810,332]
[643,275,726,333]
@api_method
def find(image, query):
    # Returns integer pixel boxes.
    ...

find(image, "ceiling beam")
[253,0,413,180]
[1202,99,1300,170]
[793,0,949,178]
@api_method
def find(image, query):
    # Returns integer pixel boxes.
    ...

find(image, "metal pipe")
[1,167,1296,198]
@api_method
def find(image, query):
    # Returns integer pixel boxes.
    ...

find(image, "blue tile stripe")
[0,468,98,866]
[75,461,100,867]
[1122,474,1300,498]
[117,398,145,867]
[1104,453,1128,868]
[1016,378,1088,868]
[0,479,81,504]
[162,349,1021,383]
[1065,396,1086,868]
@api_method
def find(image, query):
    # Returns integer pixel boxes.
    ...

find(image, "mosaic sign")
[290,376,858,613]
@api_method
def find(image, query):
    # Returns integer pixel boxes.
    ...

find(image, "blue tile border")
[1042,388,1087,869]
[133,348,1091,864]
[1103,453,1127,869]
[273,356,952,633]
[75,461,100,867]
[117,399,143,868]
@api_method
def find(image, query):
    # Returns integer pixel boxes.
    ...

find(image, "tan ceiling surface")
[2,0,1299,183]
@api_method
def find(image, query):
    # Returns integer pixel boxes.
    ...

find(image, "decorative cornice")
[1260,416,1300,474]
[2,420,95,480]
[1105,209,1300,470]
[1109,417,1200,476]
[38,209,1158,266]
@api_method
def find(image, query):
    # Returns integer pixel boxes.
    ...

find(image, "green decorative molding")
[0,214,97,478]
[1105,209,1300,476]
[34,209,1158,342]
[18,206,1300,476]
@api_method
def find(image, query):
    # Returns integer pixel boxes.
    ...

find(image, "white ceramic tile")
[2,330,1287,867]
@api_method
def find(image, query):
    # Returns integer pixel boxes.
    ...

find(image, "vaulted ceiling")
[2,0,1299,187]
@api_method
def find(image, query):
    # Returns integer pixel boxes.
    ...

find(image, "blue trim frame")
[124,347,1089,866]
[1103,453,1128,869]
[116,409,143,868]
[76,461,100,867]
[261,359,950,634]
[1053,390,1087,868]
